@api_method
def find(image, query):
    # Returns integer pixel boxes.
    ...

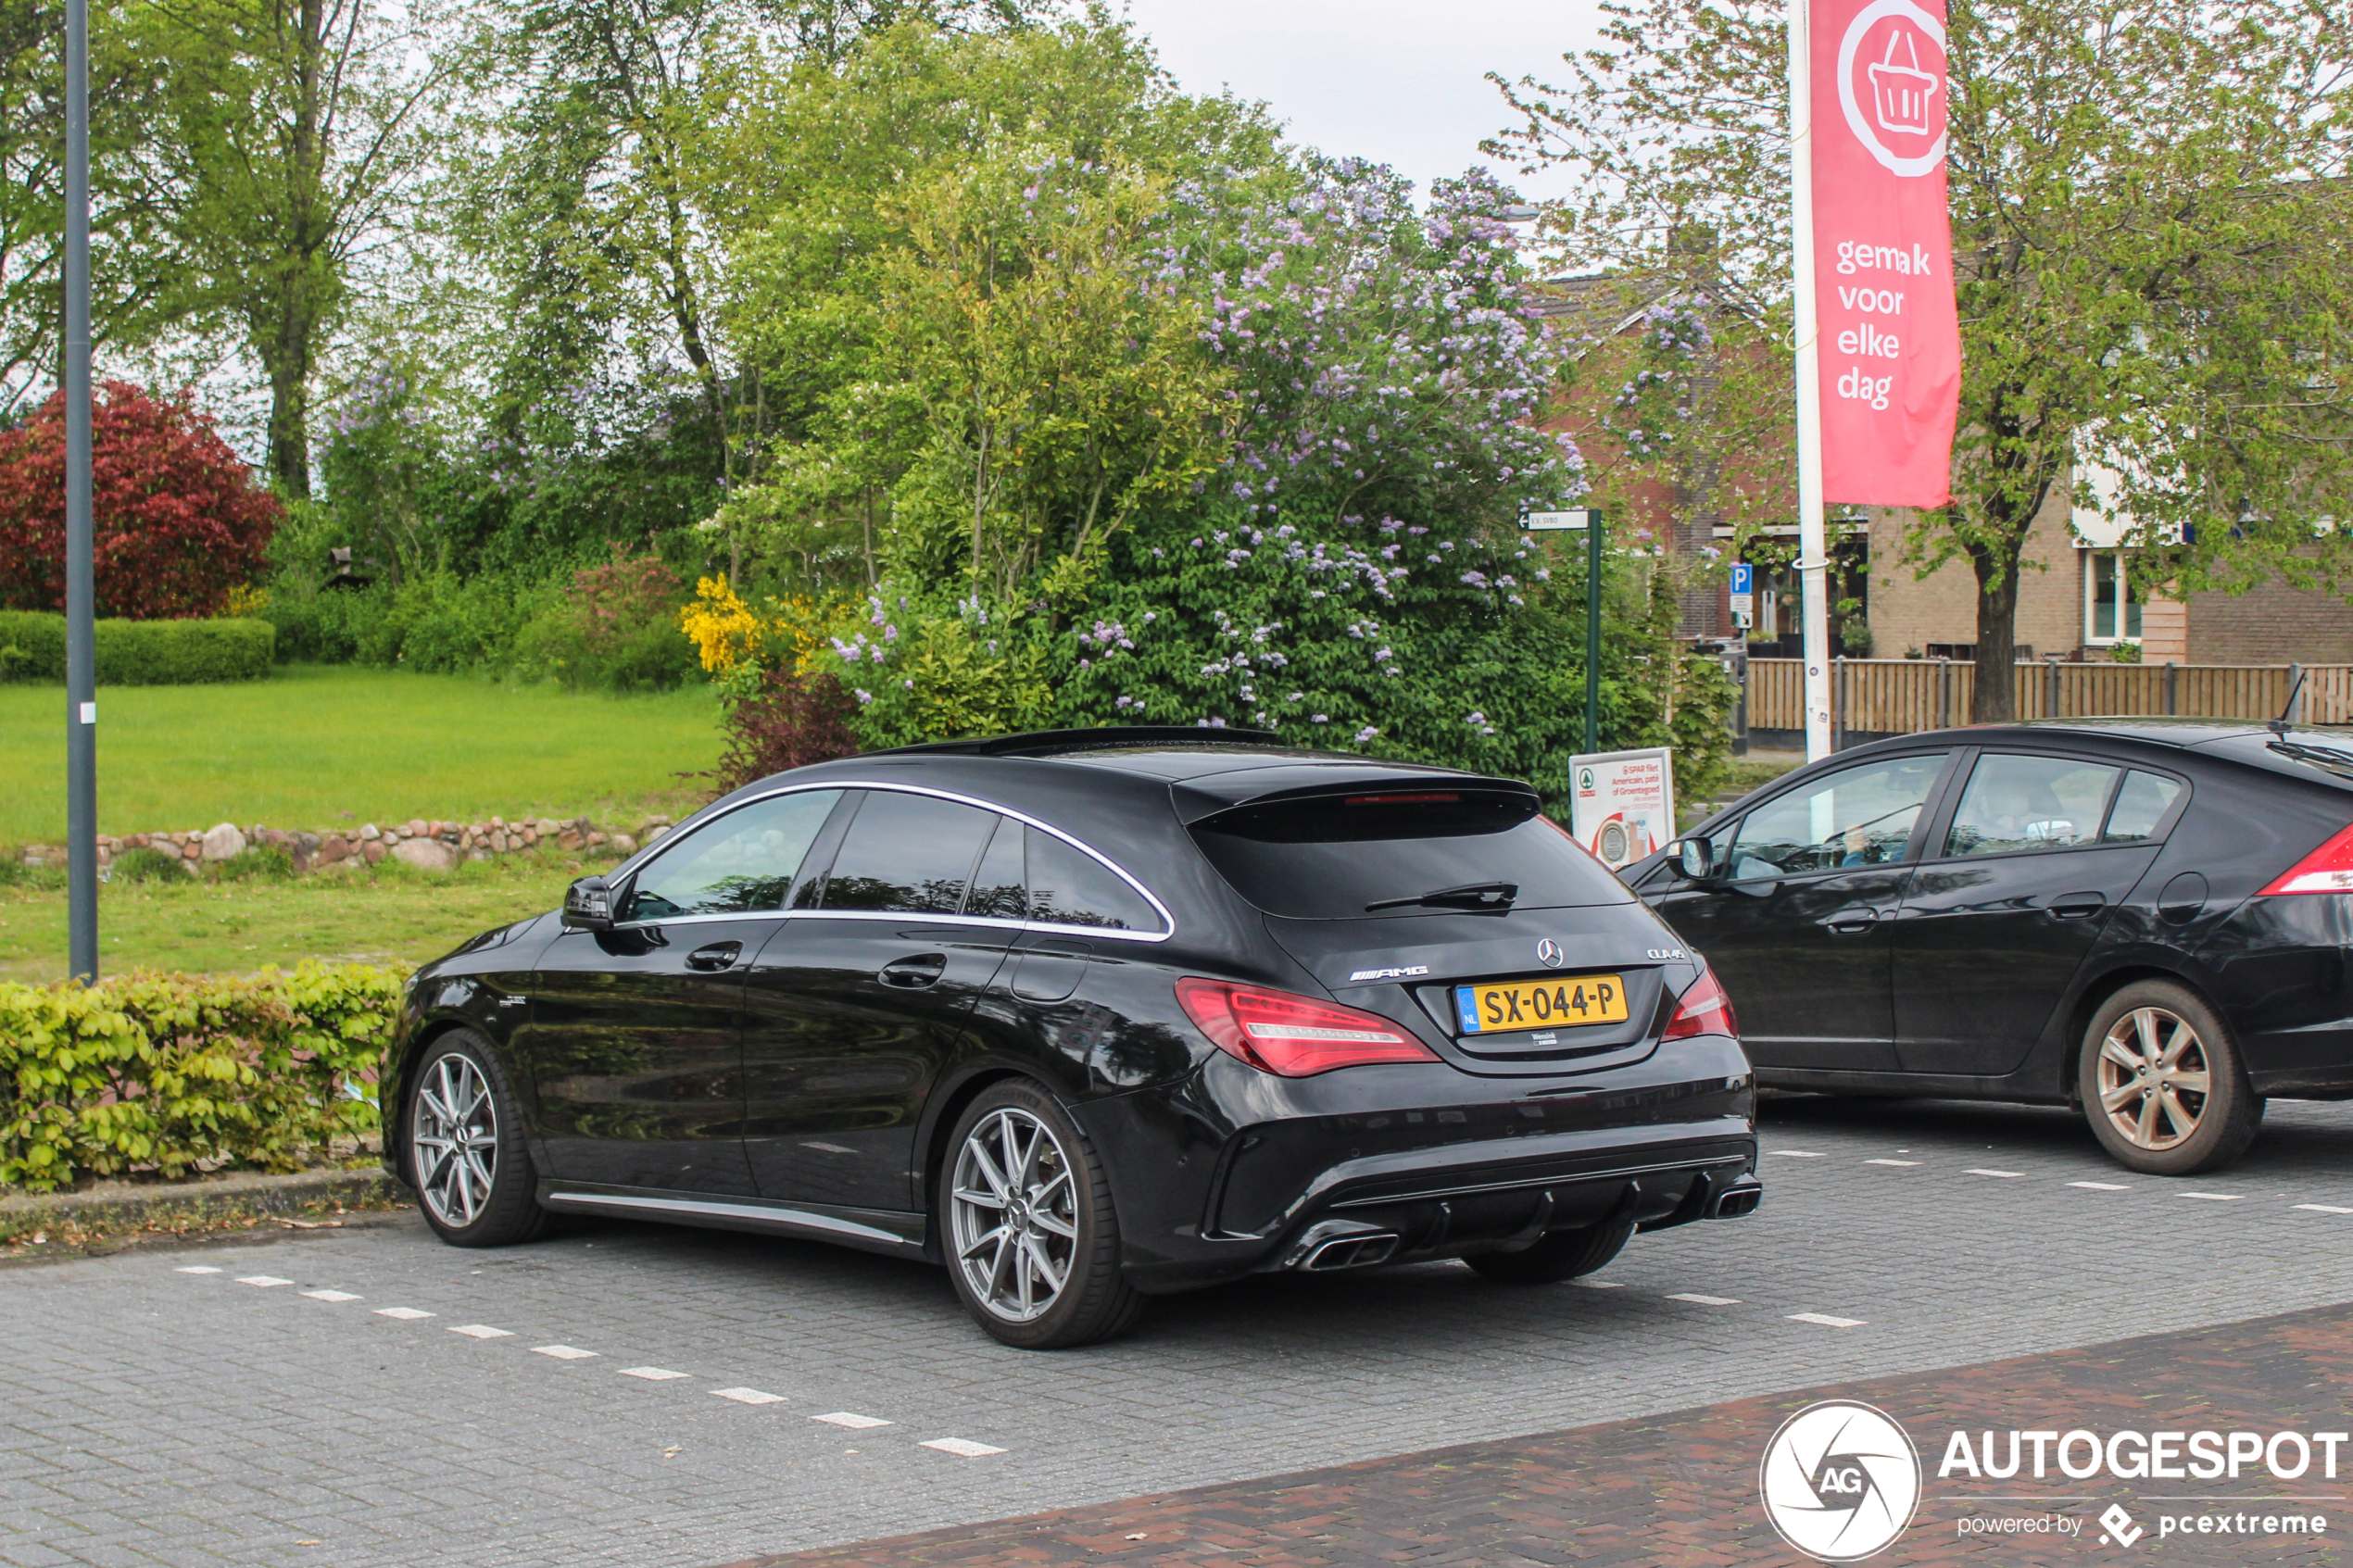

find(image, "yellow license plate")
[1453,975,1629,1035]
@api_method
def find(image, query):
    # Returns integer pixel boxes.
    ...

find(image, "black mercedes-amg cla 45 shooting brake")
[384,727,1761,1348]
[1627,720,2353,1178]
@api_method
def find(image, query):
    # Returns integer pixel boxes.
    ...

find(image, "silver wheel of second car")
[2095,1005,2212,1151]
[411,1052,500,1228]
[950,1107,1078,1323]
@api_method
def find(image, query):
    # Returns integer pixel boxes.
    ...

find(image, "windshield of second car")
[1729,754,1946,880]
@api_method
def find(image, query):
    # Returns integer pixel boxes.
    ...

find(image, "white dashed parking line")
[1788,1313,1866,1328]
[2295,1204,2353,1215]
[235,1275,294,1287]
[1571,1279,1624,1289]
[301,1289,362,1302]
[532,1345,598,1360]
[1864,1159,1919,1167]
[1966,1169,2024,1178]
[2068,1181,2131,1191]
[447,1324,513,1339]
[1769,1150,1827,1158]
[2179,1192,2241,1201]
[173,1266,222,1274]
[711,1387,785,1405]
[921,1438,1006,1457]
[373,1308,434,1321]
[1667,1293,1742,1306]
[619,1367,689,1381]
[812,1412,892,1429]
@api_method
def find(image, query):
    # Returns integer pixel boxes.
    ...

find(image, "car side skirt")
[535,1182,928,1259]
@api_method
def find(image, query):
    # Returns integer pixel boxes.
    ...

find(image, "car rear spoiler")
[1174,771,1541,828]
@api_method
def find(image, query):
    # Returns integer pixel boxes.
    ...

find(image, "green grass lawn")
[0,852,587,982]
[0,664,724,844]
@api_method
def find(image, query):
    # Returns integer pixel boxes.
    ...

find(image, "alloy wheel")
[949,1107,1077,1323]
[411,1054,499,1228]
[2095,1006,2212,1151]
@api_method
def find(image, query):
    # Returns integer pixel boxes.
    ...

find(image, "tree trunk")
[1968,539,2023,722]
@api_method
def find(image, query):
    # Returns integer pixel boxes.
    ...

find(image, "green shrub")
[0,962,407,1191]
[109,847,186,884]
[210,846,296,882]
[0,611,274,684]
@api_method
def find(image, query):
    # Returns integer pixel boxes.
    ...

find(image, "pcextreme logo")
[1760,1400,1923,1562]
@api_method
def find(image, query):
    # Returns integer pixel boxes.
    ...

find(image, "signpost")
[1525,508,1603,753]
[64,0,95,982]
[1729,561,1755,632]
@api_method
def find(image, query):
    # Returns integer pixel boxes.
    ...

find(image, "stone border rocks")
[15,815,678,876]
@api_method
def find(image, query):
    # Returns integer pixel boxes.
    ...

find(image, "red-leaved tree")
[0,382,283,619]
[705,669,862,794]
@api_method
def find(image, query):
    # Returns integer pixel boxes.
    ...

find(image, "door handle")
[879,953,948,988]
[2048,893,2108,919]
[685,941,743,972]
[1819,909,1879,935]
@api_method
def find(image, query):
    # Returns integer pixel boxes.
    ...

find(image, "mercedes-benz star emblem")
[1536,939,1564,967]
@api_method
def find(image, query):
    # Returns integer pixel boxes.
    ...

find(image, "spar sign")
[1809,0,1960,507]
[1569,747,1678,876]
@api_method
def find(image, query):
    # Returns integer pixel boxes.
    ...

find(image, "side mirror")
[1677,835,1717,881]
[563,875,615,931]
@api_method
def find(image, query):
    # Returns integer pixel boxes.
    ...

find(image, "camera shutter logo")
[1758,1400,1921,1562]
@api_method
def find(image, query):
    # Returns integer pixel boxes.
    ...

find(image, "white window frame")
[2082,548,2143,646]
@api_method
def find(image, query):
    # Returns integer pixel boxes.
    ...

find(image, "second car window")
[1944,754,2120,857]
[820,791,1000,914]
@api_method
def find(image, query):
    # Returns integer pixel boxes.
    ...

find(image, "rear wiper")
[1365,881,1518,912]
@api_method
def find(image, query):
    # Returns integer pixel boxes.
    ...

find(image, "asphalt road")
[6,1096,2353,1568]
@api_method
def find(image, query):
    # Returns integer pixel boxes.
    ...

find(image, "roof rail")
[864,724,1288,759]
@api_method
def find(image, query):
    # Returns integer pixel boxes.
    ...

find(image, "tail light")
[1663,968,1738,1041]
[2259,822,2353,895]
[1175,978,1437,1076]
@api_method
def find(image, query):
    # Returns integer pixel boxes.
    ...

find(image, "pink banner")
[1811,0,1959,507]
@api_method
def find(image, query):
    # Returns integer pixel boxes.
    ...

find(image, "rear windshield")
[1190,791,1633,919]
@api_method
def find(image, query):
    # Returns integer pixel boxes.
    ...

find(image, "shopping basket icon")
[1867,29,1939,136]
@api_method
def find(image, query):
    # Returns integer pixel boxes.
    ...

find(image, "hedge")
[0,610,275,684]
[0,962,407,1192]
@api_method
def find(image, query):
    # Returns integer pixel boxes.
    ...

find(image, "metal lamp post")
[64,0,97,981]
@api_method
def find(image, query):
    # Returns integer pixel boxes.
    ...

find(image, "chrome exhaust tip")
[1705,1178,1764,1220]
[1284,1220,1402,1271]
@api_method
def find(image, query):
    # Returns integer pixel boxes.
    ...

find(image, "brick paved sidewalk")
[723,1302,2353,1568]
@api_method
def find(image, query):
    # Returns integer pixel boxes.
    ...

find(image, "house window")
[2085,550,2141,644]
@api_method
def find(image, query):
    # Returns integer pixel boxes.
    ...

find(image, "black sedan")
[384,727,1759,1348]
[1632,719,2353,1177]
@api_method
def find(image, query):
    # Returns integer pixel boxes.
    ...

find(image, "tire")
[1466,1216,1635,1285]
[939,1081,1143,1349]
[405,1029,552,1248]
[2078,980,2264,1176]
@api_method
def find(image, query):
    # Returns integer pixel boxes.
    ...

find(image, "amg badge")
[1347,964,1431,983]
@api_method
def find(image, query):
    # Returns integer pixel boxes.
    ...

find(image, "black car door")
[1645,751,1954,1074]
[739,789,1019,1212]
[1891,754,2184,1076]
[522,787,844,1195]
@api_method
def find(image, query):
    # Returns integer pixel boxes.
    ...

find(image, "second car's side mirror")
[563,874,615,931]
[1677,835,1717,882]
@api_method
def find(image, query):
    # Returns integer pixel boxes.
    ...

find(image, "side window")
[1026,826,1162,931]
[622,789,840,921]
[1944,754,2120,858]
[821,791,999,915]
[1730,753,1947,879]
[964,816,1027,919]
[2103,770,2185,843]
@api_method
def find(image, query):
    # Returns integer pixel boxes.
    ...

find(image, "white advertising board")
[1568,746,1678,876]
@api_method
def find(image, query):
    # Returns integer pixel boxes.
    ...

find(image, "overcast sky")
[1114,0,1603,205]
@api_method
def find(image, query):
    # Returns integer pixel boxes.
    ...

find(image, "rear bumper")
[1074,1032,1757,1293]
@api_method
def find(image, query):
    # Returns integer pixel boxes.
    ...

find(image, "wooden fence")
[1744,659,2353,735]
